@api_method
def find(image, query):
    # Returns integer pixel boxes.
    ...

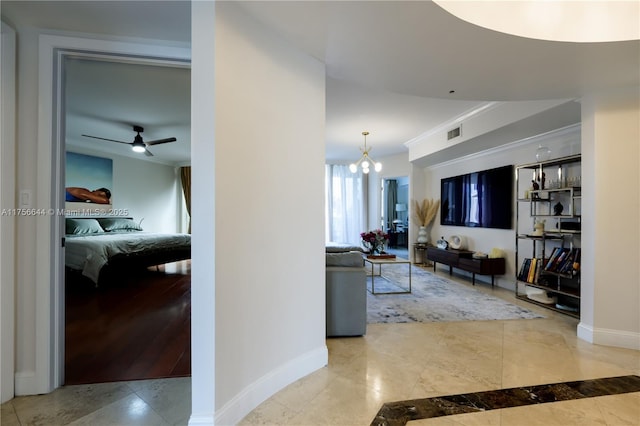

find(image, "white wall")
[579,87,640,349]
[212,3,327,424]
[190,2,215,423]
[66,149,181,233]
[12,24,40,393]
[421,125,581,289]
[112,157,180,233]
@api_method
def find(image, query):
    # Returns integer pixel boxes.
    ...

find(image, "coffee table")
[363,256,412,294]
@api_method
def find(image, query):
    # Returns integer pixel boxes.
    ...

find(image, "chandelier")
[349,131,382,174]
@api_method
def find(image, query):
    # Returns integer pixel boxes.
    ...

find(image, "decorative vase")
[417,226,429,243]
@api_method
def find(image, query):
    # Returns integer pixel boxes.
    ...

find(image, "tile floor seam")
[9,401,23,426]
[131,392,169,425]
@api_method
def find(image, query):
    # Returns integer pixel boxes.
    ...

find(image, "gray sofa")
[325,249,367,337]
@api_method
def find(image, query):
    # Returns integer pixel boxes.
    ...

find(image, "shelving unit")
[515,154,581,318]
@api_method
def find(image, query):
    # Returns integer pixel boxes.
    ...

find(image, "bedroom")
[62,56,192,384]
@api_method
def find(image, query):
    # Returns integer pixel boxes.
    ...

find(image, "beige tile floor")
[3,269,639,426]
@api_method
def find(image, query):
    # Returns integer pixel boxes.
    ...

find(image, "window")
[325,165,365,245]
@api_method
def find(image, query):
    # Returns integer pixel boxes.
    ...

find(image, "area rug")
[366,264,544,323]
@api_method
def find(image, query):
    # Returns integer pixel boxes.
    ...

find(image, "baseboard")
[188,414,215,426]
[214,345,328,426]
[578,322,640,350]
[14,370,36,396]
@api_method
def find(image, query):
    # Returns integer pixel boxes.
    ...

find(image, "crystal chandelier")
[349,131,382,174]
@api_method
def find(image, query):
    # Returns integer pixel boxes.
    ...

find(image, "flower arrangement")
[360,229,389,254]
[412,198,440,227]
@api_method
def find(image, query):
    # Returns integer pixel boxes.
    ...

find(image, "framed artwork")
[65,152,113,212]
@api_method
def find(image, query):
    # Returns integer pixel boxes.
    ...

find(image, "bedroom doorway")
[381,176,409,257]
[61,53,192,385]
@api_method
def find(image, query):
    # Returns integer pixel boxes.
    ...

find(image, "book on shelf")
[534,260,542,283]
[517,258,529,282]
[543,247,580,275]
[544,248,568,273]
[544,247,561,270]
[558,251,574,274]
[517,258,528,281]
[527,258,537,283]
[551,249,568,272]
[518,258,542,284]
[572,248,581,274]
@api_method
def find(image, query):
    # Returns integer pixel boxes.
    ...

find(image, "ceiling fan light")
[132,144,146,153]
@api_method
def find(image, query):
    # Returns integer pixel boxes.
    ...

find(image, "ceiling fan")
[82,125,177,157]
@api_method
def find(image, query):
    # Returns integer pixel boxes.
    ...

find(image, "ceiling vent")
[447,125,462,141]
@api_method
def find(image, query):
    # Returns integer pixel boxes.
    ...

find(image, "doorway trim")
[1,21,17,403]
[31,33,190,395]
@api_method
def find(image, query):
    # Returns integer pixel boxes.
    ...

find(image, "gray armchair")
[325,251,367,337]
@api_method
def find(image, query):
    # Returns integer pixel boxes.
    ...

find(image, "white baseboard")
[578,322,640,350]
[14,370,36,396]
[188,414,215,426]
[214,345,328,426]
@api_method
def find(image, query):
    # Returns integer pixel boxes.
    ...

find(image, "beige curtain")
[180,166,192,233]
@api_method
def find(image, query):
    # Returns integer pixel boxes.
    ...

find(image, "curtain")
[385,179,398,231]
[180,166,191,233]
[325,164,365,245]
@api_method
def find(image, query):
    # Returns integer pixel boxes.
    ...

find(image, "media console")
[426,247,505,287]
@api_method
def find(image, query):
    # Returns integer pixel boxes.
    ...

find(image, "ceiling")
[2,1,638,166]
[64,57,191,166]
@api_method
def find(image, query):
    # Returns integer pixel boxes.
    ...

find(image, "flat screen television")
[440,165,513,229]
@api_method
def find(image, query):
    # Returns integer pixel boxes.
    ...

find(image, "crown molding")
[425,123,581,170]
[404,101,499,148]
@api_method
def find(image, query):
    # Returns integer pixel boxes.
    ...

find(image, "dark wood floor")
[65,261,191,385]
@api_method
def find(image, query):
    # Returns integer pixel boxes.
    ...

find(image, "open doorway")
[381,176,409,257]
[60,54,192,385]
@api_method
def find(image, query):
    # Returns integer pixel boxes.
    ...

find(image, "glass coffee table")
[363,256,412,294]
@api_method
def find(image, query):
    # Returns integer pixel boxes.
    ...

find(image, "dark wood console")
[426,247,505,287]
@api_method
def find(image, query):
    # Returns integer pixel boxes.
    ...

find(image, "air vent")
[447,126,462,141]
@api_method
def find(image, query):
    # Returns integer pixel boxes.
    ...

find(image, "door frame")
[1,21,17,403]
[33,33,190,394]
[381,176,409,231]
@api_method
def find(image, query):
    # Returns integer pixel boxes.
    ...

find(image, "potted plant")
[412,198,440,243]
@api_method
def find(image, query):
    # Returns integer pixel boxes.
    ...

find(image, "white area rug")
[366,264,544,323]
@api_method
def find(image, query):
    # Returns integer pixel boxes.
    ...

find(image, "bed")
[64,217,191,285]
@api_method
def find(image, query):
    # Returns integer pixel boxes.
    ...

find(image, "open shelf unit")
[515,154,581,318]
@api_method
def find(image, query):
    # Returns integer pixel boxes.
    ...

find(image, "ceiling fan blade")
[145,137,177,146]
[82,134,131,145]
[144,149,154,157]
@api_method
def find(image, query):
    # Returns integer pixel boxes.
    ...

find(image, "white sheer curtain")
[325,164,365,245]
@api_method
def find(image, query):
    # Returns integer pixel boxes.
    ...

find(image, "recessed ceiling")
[434,0,640,43]
[239,1,639,101]
[3,0,639,165]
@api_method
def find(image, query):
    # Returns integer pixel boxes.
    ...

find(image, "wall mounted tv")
[440,165,513,229]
